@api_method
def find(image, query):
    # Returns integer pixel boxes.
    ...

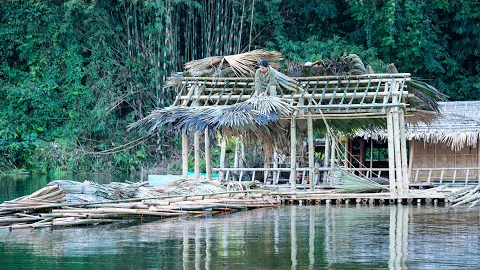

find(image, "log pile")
[0,180,278,230]
[448,184,480,208]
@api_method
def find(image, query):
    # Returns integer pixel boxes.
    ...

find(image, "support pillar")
[323,131,330,183]
[399,109,409,190]
[219,136,226,181]
[205,129,212,181]
[194,132,200,180]
[290,116,297,191]
[307,114,315,190]
[182,133,189,179]
[387,109,396,196]
[393,107,403,193]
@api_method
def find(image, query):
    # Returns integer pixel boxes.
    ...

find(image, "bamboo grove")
[1,0,479,174]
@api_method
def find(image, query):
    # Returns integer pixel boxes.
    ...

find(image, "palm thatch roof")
[356,101,480,150]
[128,96,294,147]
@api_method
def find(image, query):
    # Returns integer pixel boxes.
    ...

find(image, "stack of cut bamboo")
[0,182,278,230]
[448,184,480,208]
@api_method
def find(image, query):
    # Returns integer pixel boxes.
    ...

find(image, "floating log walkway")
[1,181,476,230]
[0,182,279,230]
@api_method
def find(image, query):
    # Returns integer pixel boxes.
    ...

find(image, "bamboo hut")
[356,101,480,186]
[131,50,443,196]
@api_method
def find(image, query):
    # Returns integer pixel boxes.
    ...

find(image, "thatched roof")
[357,101,480,150]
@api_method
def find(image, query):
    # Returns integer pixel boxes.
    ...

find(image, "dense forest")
[1,0,479,174]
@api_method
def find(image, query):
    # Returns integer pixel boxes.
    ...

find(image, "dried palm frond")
[183,50,282,77]
[128,96,294,135]
[406,80,448,112]
[184,55,223,76]
[328,166,388,193]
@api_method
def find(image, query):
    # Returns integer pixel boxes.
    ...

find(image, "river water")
[0,175,479,269]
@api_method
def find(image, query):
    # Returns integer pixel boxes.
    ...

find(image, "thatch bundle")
[128,96,293,134]
[328,166,389,193]
[184,49,281,77]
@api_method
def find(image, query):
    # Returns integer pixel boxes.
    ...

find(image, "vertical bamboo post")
[219,136,226,181]
[408,139,415,184]
[273,151,279,185]
[194,131,200,180]
[344,137,350,167]
[205,129,212,181]
[234,138,240,175]
[369,139,374,177]
[323,131,330,183]
[307,114,315,190]
[399,109,409,190]
[330,135,336,169]
[387,108,397,196]
[392,108,403,193]
[182,133,189,179]
[290,116,297,191]
[360,139,366,174]
[477,138,480,181]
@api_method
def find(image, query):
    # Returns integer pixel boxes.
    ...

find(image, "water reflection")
[389,205,409,270]
[0,205,479,269]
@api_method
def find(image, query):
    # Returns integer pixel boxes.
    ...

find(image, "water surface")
[0,175,479,269]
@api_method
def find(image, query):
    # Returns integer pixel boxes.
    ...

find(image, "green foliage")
[1,0,479,174]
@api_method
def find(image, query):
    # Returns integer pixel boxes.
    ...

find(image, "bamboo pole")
[408,139,415,183]
[205,129,212,181]
[308,114,315,190]
[477,139,480,180]
[219,136,226,181]
[194,131,200,180]
[290,116,297,191]
[323,131,330,183]
[399,109,409,190]
[393,108,403,193]
[387,109,396,195]
[181,77,189,178]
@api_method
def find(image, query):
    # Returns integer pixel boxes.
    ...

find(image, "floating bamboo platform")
[0,182,279,230]
[2,180,477,230]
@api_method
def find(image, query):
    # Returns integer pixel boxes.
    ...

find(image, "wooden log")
[52,208,184,217]
[0,217,44,225]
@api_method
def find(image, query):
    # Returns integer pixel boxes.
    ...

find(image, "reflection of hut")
[355,101,480,186]
[133,50,442,195]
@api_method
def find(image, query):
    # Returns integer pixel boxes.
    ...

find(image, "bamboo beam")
[180,91,409,102]
[181,73,411,81]
[290,116,297,191]
[205,129,212,181]
[307,114,315,190]
[182,133,189,179]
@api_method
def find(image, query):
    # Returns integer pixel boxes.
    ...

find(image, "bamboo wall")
[411,139,479,182]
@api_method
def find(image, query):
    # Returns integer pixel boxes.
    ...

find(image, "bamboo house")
[130,50,448,196]
[355,101,480,186]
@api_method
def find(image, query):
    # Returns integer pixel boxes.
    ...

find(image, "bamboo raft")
[0,180,279,230]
